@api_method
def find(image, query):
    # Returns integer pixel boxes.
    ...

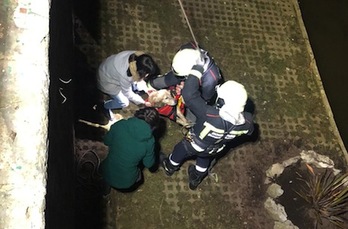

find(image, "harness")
[185,119,233,155]
[157,93,185,121]
[146,85,185,122]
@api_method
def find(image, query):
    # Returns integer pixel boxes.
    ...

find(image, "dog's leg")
[78,119,111,130]
[78,114,123,130]
[176,105,192,128]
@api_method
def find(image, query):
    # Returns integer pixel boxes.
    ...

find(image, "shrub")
[295,164,348,228]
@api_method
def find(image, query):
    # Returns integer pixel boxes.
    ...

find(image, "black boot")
[160,153,179,176]
[188,164,208,190]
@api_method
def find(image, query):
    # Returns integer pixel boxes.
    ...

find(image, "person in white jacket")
[97,51,159,120]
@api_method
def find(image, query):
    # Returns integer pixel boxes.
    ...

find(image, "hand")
[144,101,152,107]
[175,82,185,95]
[196,52,205,66]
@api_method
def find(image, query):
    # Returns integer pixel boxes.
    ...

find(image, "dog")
[147,89,176,107]
[86,80,191,128]
[146,88,192,128]
[80,88,190,130]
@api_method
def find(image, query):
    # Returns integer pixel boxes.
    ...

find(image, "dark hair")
[135,54,159,78]
[134,107,160,130]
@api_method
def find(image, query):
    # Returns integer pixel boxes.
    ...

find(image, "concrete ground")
[73,0,348,228]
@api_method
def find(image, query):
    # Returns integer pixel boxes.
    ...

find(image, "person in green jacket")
[101,107,160,192]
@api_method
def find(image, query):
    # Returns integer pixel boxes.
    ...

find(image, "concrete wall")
[0,0,75,228]
[0,0,50,228]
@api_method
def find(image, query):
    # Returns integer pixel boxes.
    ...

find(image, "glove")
[196,52,205,66]
[189,64,204,79]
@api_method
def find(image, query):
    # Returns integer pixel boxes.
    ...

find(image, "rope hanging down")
[177,0,199,48]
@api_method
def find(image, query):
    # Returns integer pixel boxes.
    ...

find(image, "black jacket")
[149,42,223,103]
[182,74,254,150]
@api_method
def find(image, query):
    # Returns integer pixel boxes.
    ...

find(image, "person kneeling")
[100,107,160,193]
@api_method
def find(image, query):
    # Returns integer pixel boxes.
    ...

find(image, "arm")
[104,131,112,146]
[103,122,117,146]
[122,85,145,105]
[229,112,255,138]
[200,76,217,102]
[200,62,221,102]
[181,65,208,119]
[148,71,182,89]
[243,112,255,136]
[120,77,145,105]
[142,137,155,168]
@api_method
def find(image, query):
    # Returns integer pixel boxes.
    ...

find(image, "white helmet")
[172,49,201,76]
[217,80,248,115]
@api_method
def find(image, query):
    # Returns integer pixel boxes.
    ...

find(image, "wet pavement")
[72,0,348,228]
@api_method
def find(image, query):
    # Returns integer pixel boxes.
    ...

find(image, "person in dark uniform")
[160,64,255,190]
[147,41,223,105]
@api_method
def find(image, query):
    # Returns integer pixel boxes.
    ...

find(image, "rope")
[177,0,199,48]
[76,150,102,192]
